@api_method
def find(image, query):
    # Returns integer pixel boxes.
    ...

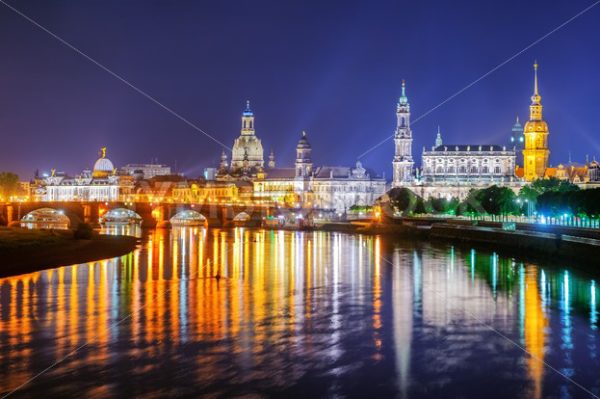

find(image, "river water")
[0,227,599,398]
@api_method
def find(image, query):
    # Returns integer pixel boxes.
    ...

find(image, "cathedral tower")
[523,62,550,181]
[392,80,414,187]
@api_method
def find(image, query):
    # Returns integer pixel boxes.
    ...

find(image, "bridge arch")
[20,208,70,229]
[170,210,207,227]
[100,208,142,225]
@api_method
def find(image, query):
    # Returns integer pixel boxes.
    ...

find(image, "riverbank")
[0,228,139,278]
[290,220,600,267]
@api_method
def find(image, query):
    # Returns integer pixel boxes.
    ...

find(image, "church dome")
[92,148,114,177]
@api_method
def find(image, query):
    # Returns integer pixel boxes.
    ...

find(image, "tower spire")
[399,79,408,105]
[531,61,541,104]
[435,126,443,148]
[392,80,413,186]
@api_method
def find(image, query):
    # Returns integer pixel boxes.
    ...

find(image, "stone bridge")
[0,202,275,228]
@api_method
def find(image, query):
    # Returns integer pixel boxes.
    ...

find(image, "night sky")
[0,0,599,179]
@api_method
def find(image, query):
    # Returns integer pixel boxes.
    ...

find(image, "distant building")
[589,160,600,182]
[43,148,133,202]
[510,116,524,164]
[390,89,522,200]
[421,130,516,184]
[121,163,171,179]
[171,180,239,203]
[254,132,386,212]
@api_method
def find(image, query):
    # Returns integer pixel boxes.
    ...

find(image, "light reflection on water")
[0,228,599,398]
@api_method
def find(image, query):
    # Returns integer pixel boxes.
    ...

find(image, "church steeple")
[435,126,443,148]
[399,79,408,105]
[392,80,414,186]
[529,62,543,121]
[523,61,550,181]
[241,100,255,136]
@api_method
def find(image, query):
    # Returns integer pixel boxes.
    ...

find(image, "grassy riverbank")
[0,227,138,278]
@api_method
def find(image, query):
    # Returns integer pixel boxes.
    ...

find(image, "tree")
[387,187,418,215]
[472,185,518,215]
[426,197,459,214]
[0,172,20,200]
[519,177,579,203]
[537,187,600,217]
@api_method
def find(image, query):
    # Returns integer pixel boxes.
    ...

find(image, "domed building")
[92,147,115,178]
[230,101,264,171]
[42,147,133,202]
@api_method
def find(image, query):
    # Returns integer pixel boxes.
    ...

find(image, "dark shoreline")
[0,234,139,278]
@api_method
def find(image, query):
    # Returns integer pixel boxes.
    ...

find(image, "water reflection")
[100,223,142,238]
[0,228,599,398]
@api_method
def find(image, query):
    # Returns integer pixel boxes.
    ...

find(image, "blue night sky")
[0,0,599,179]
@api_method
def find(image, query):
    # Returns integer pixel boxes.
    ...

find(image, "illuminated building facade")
[421,130,516,184]
[523,62,550,181]
[411,142,518,200]
[254,132,386,212]
[171,181,239,203]
[42,148,133,202]
[392,81,414,187]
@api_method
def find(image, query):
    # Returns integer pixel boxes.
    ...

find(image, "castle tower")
[392,80,414,187]
[295,131,312,178]
[523,62,550,181]
[231,100,264,169]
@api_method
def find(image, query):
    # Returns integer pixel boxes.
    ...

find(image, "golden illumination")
[522,62,550,181]
[524,267,547,399]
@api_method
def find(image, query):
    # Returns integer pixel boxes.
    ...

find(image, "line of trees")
[387,177,598,218]
[537,188,600,217]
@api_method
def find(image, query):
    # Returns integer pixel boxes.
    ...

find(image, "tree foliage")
[460,185,518,215]
[388,187,418,215]
[519,177,579,203]
[537,188,600,217]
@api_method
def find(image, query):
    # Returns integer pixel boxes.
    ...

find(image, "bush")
[73,222,94,240]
